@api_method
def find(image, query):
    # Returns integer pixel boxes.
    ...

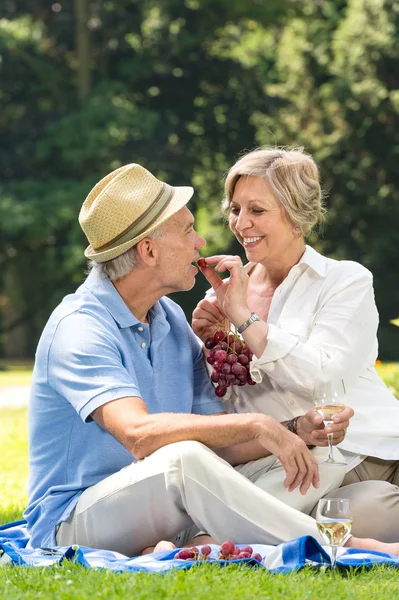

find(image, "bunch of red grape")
[174,541,262,563]
[205,330,257,397]
[218,541,262,562]
[174,545,211,560]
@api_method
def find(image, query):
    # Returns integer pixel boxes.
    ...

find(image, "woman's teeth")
[243,236,263,245]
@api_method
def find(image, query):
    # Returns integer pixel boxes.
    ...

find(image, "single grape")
[197,258,207,268]
[201,545,212,556]
[221,363,231,375]
[231,341,243,354]
[215,385,227,397]
[205,337,216,350]
[252,553,262,562]
[220,540,235,556]
[242,346,252,358]
[247,375,257,386]
[219,341,228,351]
[227,353,238,364]
[241,545,253,554]
[238,551,252,559]
[211,371,220,383]
[213,331,227,344]
[206,356,215,365]
[214,350,228,363]
[238,354,249,366]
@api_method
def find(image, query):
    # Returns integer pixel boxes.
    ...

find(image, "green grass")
[0,408,28,524]
[0,362,33,387]
[0,562,398,600]
[1,407,399,599]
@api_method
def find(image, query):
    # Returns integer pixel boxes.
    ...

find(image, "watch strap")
[237,312,260,334]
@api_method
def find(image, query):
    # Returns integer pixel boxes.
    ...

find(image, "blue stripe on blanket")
[1,521,398,573]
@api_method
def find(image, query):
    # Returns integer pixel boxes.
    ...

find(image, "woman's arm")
[196,257,378,399]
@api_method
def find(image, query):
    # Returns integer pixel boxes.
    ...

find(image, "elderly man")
[25,164,396,558]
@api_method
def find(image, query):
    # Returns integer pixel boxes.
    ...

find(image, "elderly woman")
[193,147,399,542]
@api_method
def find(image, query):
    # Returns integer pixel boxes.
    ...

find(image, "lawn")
[1,365,399,598]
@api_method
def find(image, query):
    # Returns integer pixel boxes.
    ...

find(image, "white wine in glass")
[316,498,352,568]
[313,379,347,465]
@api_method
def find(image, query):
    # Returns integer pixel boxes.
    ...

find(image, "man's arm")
[92,395,268,458]
[92,395,319,494]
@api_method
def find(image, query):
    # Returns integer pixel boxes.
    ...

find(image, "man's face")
[155,206,206,293]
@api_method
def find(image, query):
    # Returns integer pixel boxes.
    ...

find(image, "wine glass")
[316,498,352,568]
[313,379,347,466]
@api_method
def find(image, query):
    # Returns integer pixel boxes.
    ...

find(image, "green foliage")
[1,0,398,357]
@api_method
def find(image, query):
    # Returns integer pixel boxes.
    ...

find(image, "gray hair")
[224,147,326,236]
[88,222,166,281]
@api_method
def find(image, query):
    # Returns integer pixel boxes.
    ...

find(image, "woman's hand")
[197,256,251,327]
[296,405,354,447]
[192,298,226,343]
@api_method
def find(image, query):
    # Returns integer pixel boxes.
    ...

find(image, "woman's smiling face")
[228,175,298,264]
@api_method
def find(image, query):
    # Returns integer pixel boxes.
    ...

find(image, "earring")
[295,226,300,231]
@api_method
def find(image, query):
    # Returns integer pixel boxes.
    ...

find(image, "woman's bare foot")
[141,541,176,555]
[346,537,399,556]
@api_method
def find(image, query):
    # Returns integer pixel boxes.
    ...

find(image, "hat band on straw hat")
[95,182,175,252]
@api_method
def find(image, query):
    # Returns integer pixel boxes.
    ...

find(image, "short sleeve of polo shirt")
[47,311,140,423]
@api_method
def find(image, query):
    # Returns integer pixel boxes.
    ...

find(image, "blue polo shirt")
[24,268,223,548]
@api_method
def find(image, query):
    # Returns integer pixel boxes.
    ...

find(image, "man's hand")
[257,419,320,496]
[296,406,354,447]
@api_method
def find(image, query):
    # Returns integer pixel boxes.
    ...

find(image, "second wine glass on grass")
[313,379,347,466]
[316,498,352,568]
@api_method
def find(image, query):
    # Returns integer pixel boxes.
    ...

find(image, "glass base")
[319,458,347,466]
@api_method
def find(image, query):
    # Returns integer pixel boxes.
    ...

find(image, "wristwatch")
[286,415,315,449]
[237,312,260,334]
[285,416,300,435]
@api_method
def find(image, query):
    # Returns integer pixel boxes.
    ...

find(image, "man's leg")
[57,440,324,556]
[235,446,346,515]
[311,457,399,542]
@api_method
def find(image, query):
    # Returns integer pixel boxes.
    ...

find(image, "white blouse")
[205,245,399,471]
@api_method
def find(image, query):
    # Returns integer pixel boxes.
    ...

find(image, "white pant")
[56,441,345,556]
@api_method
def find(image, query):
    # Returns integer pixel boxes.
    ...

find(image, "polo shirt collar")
[299,245,329,277]
[83,268,165,329]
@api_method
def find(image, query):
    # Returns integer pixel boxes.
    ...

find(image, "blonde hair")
[224,147,326,236]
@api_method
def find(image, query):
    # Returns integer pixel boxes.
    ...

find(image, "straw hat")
[79,164,194,263]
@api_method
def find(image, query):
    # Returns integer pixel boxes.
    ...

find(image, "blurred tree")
[213,0,399,357]
[0,0,292,356]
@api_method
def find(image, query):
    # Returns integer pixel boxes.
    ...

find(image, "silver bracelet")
[237,312,260,334]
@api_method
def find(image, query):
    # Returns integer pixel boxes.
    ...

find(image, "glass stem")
[327,432,334,462]
[330,545,338,568]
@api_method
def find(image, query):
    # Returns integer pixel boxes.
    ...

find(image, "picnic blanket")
[1,520,399,573]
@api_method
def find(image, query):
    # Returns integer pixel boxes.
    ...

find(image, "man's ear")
[135,237,159,266]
